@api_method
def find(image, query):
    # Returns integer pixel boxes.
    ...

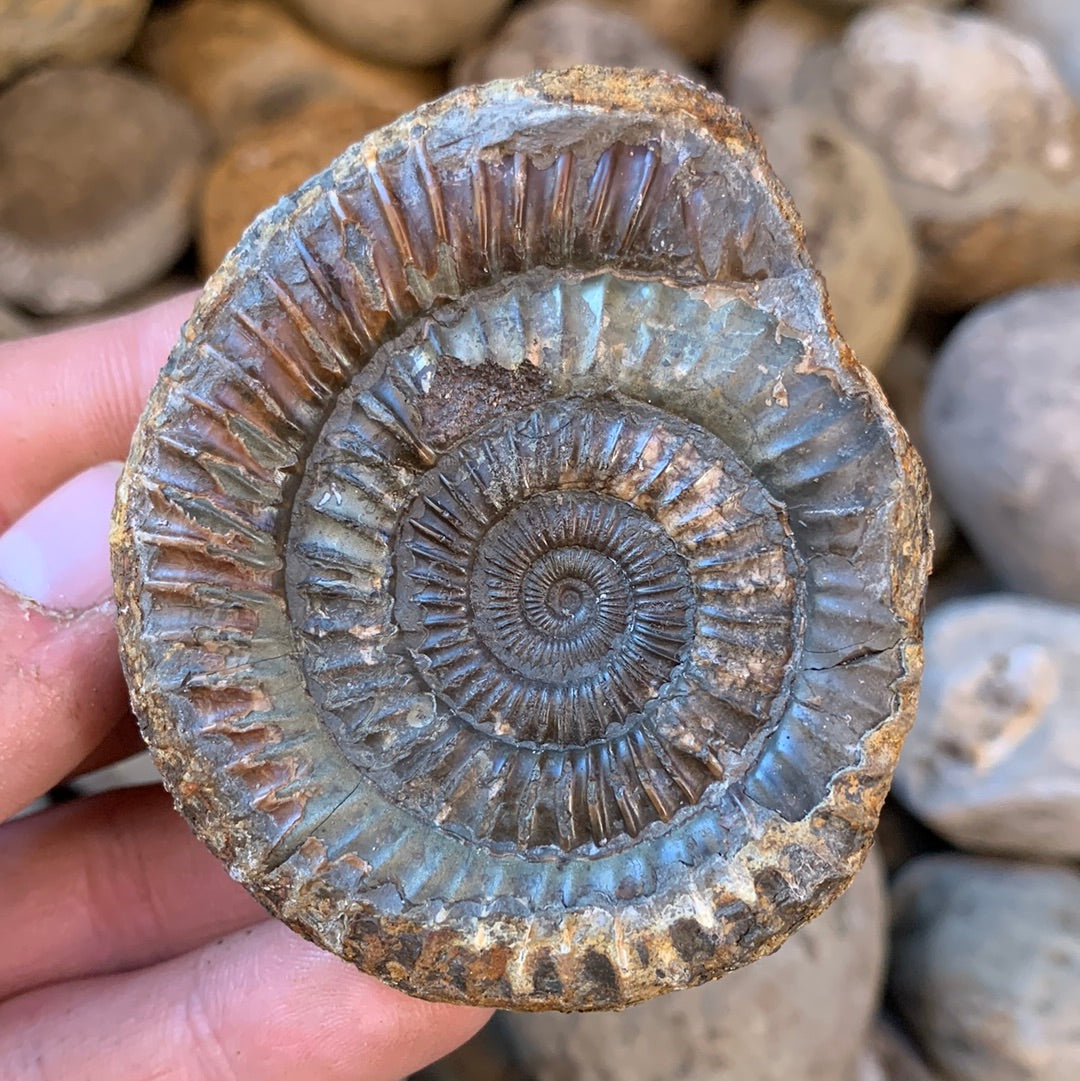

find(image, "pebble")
[756,106,916,375]
[795,5,1080,309]
[894,594,1080,860]
[721,0,844,121]
[0,0,151,83]
[980,1,1080,99]
[0,66,207,316]
[890,856,1080,1081]
[283,0,511,67]
[922,283,1080,602]
[135,0,439,146]
[503,849,886,1081]
[452,0,697,86]
[607,0,736,64]
[877,337,955,564]
[199,97,395,273]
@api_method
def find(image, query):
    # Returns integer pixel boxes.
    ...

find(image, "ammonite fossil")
[112,68,931,1011]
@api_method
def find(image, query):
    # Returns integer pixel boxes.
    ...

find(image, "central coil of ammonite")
[287,290,805,857]
[404,483,693,744]
[396,407,700,746]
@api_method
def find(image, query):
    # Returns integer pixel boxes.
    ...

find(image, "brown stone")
[0,0,151,83]
[452,0,697,85]
[284,0,512,67]
[199,98,396,274]
[795,5,1080,309]
[134,0,441,146]
[0,66,207,316]
[890,856,1080,1081]
[607,0,737,64]
[111,68,930,1009]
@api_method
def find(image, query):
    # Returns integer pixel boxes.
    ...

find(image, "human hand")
[0,295,492,1079]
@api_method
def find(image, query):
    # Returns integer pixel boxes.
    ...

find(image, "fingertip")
[237,927,495,1080]
[0,288,201,528]
[0,461,124,610]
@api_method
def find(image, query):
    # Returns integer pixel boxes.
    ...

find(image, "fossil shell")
[112,68,931,1010]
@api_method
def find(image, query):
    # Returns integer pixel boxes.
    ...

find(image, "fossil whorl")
[112,68,931,1010]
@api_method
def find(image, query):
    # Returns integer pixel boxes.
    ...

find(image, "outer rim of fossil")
[111,67,931,1010]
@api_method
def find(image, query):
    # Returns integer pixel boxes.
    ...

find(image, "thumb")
[0,463,130,820]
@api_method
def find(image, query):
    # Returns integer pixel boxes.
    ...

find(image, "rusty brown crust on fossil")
[112,67,931,1010]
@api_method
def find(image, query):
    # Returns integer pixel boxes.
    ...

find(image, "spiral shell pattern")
[112,69,931,1010]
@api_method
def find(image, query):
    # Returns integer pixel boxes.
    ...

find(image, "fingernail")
[0,462,124,610]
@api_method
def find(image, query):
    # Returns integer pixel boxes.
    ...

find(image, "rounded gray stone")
[894,594,1080,860]
[755,107,916,376]
[922,284,1080,602]
[793,7,1080,309]
[890,856,1080,1081]
[503,848,886,1081]
[721,0,844,121]
[452,0,696,86]
[877,337,954,565]
[984,0,1080,100]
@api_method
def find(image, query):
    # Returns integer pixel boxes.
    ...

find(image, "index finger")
[0,290,197,531]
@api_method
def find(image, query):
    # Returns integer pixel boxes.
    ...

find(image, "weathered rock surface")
[503,849,886,1081]
[453,0,696,85]
[795,5,1080,308]
[0,66,207,315]
[922,283,1080,602]
[757,107,916,374]
[0,0,151,83]
[895,594,1080,860]
[890,856,1080,1081]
